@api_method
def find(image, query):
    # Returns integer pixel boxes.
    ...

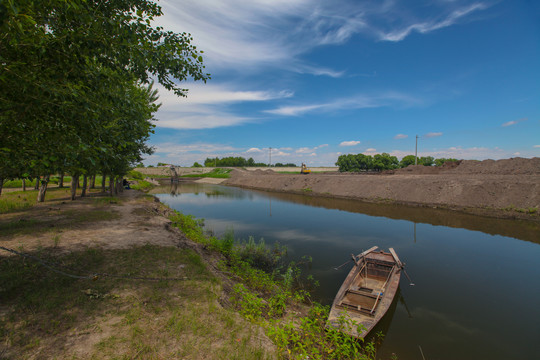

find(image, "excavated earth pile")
[224,158,540,220]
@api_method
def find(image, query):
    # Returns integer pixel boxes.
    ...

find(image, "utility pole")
[268,147,272,167]
[415,135,419,165]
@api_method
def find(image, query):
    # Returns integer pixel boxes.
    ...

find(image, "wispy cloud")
[502,117,527,127]
[340,141,361,147]
[157,0,490,73]
[394,134,408,139]
[424,132,443,138]
[265,104,326,116]
[266,91,423,116]
[533,145,540,148]
[155,83,293,129]
[379,3,488,42]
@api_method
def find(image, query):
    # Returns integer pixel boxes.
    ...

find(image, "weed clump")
[168,209,381,360]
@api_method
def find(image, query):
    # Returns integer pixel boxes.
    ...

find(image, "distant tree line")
[200,157,298,167]
[336,153,459,172]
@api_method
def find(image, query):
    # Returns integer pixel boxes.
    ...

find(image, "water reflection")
[154,183,540,244]
[154,183,540,360]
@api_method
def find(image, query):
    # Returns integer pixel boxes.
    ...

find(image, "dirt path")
[0,190,179,254]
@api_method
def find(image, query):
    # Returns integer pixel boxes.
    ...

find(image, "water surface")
[154,183,540,360]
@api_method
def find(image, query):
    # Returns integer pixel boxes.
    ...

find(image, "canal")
[153,182,540,360]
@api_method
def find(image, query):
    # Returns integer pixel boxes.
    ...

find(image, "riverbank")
[0,188,277,359]
[1,187,384,359]
[223,158,540,222]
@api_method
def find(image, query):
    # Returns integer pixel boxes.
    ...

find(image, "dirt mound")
[450,157,540,175]
[393,158,539,175]
[224,158,540,220]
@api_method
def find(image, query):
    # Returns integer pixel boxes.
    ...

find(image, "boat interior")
[338,257,395,316]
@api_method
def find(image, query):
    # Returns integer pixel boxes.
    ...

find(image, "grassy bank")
[168,211,384,360]
[0,184,385,359]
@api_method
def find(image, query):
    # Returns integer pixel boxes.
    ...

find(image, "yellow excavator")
[300,163,311,174]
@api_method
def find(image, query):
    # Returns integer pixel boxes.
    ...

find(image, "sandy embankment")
[223,158,540,220]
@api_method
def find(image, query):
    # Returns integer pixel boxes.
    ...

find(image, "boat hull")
[327,247,402,339]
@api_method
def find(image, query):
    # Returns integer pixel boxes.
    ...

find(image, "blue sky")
[146,0,540,166]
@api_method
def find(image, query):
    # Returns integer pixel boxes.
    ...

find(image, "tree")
[419,156,434,167]
[434,158,459,166]
[372,153,399,171]
[400,155,417,168]
[0,0,209,201]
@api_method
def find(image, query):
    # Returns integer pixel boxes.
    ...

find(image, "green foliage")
[399,155,417,168]
[181,168,232,179]
[192,162,203,168]
[266,304,380,359]
[2,178,37,188]
[400,155,460,168]
[166,209,380,358]
[131,180,153,191]
[128,170,145,180]
[204,157,266,167]
[0,0,209,202]
[418,156,434,166]
[434,157,459,166]
[273,163,298,167]
[336,153,398,172]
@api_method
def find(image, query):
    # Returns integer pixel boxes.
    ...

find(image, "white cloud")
[534,145,540,148]
[340,141,361,147]
[265,104,326,116]
[394,134,408,139]
[502,120,518,127]
[156,0,490,74]
[155,83,292,129]
[379,3,488,42]
[296,147,315,154]
[424,132,443,138]
[502,118,527,127]
[266,91,423,116]
[364,148,377,153]
[246,148,263,153]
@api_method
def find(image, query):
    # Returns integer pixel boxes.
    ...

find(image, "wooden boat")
[327,246,403,339]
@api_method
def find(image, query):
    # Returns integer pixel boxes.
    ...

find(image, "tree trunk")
[59,173,64,188]
[70,174,79,200]
[37,175,50,202]
[22,178,26,191]
[81,175,88,197]
[101,174,106,192]
[109,176,114,196]
[34,177,40,190]
[119,177,124,193]
[0,178,4,196]
[114,178,119,195]
[90,175,96,189]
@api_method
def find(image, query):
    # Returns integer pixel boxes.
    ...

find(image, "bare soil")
[224,158,540,221]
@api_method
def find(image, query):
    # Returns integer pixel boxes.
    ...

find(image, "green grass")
[167,209,381,360]
[131,180,154,191]
[0,245,259,359]
[0,193,33,213]
[181,168,232,179]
